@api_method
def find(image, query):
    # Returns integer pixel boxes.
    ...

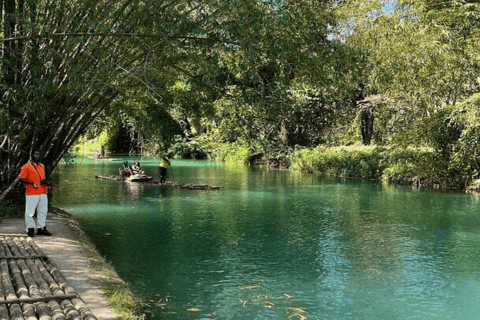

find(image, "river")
[51,157,480,320]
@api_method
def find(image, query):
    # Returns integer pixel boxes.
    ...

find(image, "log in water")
[95,175,223,190]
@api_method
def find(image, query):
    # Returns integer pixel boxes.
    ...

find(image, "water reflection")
[122,181,146,200]
[51,159,480,320]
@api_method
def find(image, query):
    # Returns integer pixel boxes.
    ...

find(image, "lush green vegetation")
[0,202,23,220]
[74,131,109,155]
[2,0,480,200]
[291,145,435,185]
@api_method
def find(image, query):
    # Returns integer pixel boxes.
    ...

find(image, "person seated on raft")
[119,160,133,179]
[131,161,145,175]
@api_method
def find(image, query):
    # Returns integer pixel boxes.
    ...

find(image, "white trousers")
[25,194,48,231]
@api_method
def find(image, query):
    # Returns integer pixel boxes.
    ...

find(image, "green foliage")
[61,152,77,164]
[380,150,435,186]
[438,93,480,180]
[210,142,252,164]
[333,0,480,147]
[291,145,385,179]
[291,145,448,187]
[289,92,480,190]
[0,202,23,219]
[105,124,132,154]
[74,131,109,155]
[167,136,208,159]
[3,0,480,197]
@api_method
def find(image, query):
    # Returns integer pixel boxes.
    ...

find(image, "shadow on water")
[51,158,480,320]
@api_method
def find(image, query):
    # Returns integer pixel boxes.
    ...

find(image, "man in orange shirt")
[19,150,52,237]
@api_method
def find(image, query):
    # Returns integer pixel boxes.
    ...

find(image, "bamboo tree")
[1,0,348,199]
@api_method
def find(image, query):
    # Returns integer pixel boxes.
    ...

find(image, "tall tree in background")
[333,0,480,145]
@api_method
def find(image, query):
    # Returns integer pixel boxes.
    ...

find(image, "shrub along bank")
[211,93,480,192]
[175,139,477,191]
[290,145,476,191]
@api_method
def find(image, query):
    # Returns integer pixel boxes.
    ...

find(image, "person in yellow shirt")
[159,156,170,183]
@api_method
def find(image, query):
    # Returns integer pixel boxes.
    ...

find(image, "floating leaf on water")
[155,299,166,308]
[288,307,307,314]
[187,307,202,312]
[287,314,307,320]
[241,285,258,290]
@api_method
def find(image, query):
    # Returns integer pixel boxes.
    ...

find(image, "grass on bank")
[80,240,147,320]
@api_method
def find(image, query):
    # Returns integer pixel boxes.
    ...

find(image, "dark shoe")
[36,227,52,236]
[27,228,35,237]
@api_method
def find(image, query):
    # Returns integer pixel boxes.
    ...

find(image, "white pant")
[25,194,48,231]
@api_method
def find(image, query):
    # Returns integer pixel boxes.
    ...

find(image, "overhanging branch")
[1,33,240,46]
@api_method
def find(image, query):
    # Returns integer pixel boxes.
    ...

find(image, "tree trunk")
[360,109,374,146]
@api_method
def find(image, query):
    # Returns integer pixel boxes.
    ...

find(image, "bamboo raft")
[0,235,97,320]
[95,175,224,190]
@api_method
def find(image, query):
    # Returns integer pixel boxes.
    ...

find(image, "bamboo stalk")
[0,239,7,257]
[60,300,82,320]
[18,238,47,261]
[19,236,67,320]
[44,262,97,320]
[23,238,72,320]
[33,261,77,320]
[1,246,24,320]
[0,176,20,201]
[18,238,32,253]
[5,237,23,259]
[16,259,52,320]
[32,259,62,294]
[32,257,82,320]
[5,238,36,320]
[0,259,22,320]
[0,255,47,260]
[26,259,54,297]
[0,294,78,305]
[4,240,29,300]
[26,238,48,259]
[12,238,29,256]
[0,259,9,320]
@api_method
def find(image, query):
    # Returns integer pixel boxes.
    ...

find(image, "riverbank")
[0,207,147,320]
[290,145,479,192]
[174,140,479,192]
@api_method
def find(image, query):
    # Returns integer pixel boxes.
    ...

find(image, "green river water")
[51,157,480,320]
